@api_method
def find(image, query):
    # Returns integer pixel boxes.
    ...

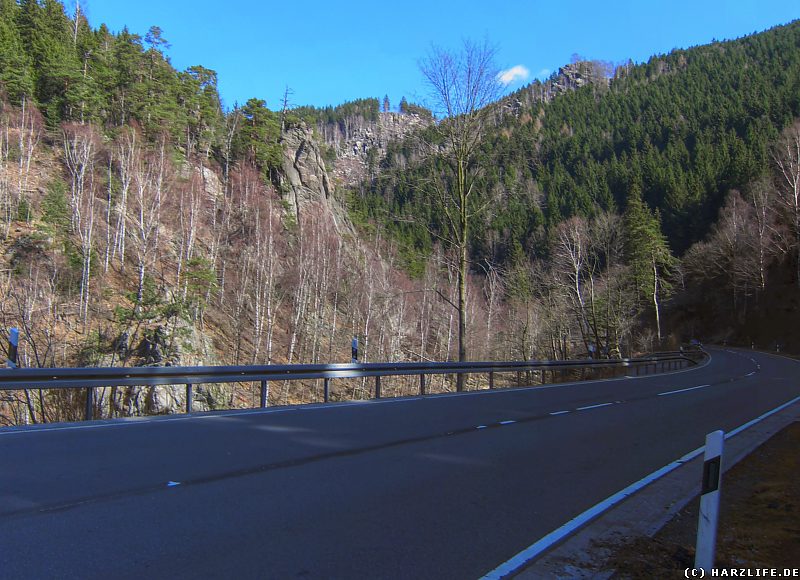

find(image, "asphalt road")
[1,347,798,579]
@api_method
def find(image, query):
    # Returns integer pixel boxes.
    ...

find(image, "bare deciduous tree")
[773,121,800,286]
[419,39,502,390]
[553,217,592,353]
[746,178,781,291]
[62,123,99,326]
[130,134,169,305]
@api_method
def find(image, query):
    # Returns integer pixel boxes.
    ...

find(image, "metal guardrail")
[0,350,704,422]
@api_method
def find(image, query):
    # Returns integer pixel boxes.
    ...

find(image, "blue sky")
[82,0,800,112]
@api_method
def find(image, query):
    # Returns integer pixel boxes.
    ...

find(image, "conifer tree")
[624,192,677,343]
[0,0,35,102]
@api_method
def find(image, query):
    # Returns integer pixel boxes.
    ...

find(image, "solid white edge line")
[725,394,800,439]
[657,384,710,397]
[479,446,705,580]
[479,392,800,580]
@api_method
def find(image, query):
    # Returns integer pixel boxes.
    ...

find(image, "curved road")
[1,347,798,578]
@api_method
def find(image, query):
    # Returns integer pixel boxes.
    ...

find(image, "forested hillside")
[0,0,443,424]
[359,21,800,266]
[0,0,798,425]
[350,20,800,357]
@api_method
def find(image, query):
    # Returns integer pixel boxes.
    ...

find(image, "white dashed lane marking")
[576,402,614,411]
[657,384,710,397]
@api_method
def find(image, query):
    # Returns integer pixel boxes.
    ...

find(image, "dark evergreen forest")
[356,21,800,271]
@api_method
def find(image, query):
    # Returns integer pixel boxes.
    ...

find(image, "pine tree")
[18,0,81,122]
[0,0,35,102]
[624,191,677,342]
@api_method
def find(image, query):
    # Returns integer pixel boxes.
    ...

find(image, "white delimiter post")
[695,430,725,572]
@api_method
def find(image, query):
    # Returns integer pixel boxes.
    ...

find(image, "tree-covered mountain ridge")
[356,20,800,270]
[298,60,613,191]
[0,1,798,425]
[345,19,800,361]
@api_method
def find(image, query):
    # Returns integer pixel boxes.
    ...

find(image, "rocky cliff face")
[280,124,333,218]
[320,112,431,188]
[277,123,355,236]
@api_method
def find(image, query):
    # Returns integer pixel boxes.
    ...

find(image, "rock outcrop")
[550,61,609,95]
[280,124,333,218]
[500,60,611,117]
[321,112,432,188]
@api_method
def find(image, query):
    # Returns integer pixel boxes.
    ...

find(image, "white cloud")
[538,68,552,79]
[498,65,530,86]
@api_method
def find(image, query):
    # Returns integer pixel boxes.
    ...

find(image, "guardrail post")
[85,387,93,421]
[260,380,269,408]
[186,384,193,413]
[420,373,426,395]
[489,371,494,390]
[375,375,381,399]
[696,430,724,572]
[324,378,330,403]
[516,371,521,388]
